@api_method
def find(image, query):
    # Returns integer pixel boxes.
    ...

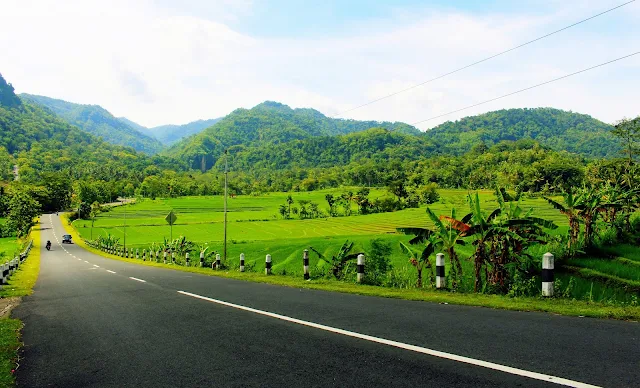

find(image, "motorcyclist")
[46,240,52,250]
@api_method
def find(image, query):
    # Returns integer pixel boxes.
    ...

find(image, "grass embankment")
[0,222,40,387]
[62,214,640,321]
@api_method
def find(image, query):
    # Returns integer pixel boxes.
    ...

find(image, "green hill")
[221,127,436,171]
[20,94,164,155]
[119,117,222,146]
[424,108,619,158]
[164,101,421,170]
[0,74,179,182]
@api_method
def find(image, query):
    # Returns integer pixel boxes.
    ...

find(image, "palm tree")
[286,195,294,218]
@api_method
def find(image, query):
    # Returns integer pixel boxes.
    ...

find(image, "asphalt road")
[13,215,640,387]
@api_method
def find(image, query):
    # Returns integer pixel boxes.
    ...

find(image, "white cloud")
[0,0,637,129]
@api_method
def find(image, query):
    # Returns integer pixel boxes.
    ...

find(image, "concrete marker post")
[171,251,176,265]
[215,254,221,270]
[436,253,445,289]
[542,252,554,297]
[356,254,365,283]
[143,249,147,261]
[265,254,272,275]
[240,253,245,272]
[185,252,190,267]
[156,251,160,263]
[163,251,167,264]
[303,249,310,280]
[200,252,204,267]
[136,249,139,260]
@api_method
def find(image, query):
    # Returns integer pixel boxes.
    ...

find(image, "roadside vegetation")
[0,221,39,386]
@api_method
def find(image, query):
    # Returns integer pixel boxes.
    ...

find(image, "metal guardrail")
[1,239,33,286]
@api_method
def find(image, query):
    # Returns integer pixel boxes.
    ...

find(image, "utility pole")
[123,195,126,252]
[223,149,228,263]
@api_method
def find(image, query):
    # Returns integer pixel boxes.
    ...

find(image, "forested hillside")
[20,94,164,154]
[165,101,421,170]
[0,75,181,183]
[425,108,619,157]
[120,118,222,145]
[220,127,437,171]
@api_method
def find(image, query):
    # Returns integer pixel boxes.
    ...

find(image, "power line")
[333,0,636,118]
[410,51,640,126]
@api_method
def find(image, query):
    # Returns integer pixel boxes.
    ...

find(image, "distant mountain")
[118,118,222,146]
[424,108,619,158]
[20,94,164,155]
[0,74,179,182]
[164,101,421,170]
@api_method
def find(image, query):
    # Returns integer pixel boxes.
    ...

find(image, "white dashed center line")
[129,277,146,283]
[106,270,116,274]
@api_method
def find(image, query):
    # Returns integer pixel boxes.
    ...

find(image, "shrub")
[364,239,393,285]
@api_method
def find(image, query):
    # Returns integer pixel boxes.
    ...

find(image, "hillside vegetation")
[20,94,164,154]
[164,101,420,170]
[0,75,180,183]
[425,107,619,158]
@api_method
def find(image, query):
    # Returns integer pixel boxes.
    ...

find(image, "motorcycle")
[46,240,51,251]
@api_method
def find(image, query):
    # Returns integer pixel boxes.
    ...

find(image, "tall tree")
[612,116,640,166]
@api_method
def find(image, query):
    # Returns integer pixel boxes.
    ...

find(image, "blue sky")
[1,0,638,128]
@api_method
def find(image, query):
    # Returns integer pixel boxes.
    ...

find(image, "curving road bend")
[13,215,640,387]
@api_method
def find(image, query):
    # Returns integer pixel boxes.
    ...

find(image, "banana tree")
[309,240,363,280]
[399,235,436,288]
[545,188,582,252]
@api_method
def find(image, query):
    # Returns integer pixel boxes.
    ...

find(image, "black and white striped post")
[356,254,365,283]
[163,251,167,264]
[215,253,221,270]
[136,249,139,260]
[156,250,160,262]
[303,249,310,280]
[240,253,245,272]
[171,251,176,264]
[542,252,554,297]
[265,254,272,275]
[436,253,445,289]
[199,251,204,267]
[143,249,147,261]
[185,252,190,267]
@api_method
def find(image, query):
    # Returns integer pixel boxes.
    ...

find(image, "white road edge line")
[129,277,146,283]
[177,290,600,388]
[106,270,116,274]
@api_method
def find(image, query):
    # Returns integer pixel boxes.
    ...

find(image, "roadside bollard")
[200,251,204,267]
[436,253,445,289]
[542,253,554,297]
[156,251,160,263]
[265,254,272,275]
[215,254,221,270]
[171,251,175,264]
[357,254,365,283]
[240,253,245,272]
[185,252,190,266]
[143,249,147,261]
[303,249,310,280]
[136,249,139,260]
[163,251,167,264]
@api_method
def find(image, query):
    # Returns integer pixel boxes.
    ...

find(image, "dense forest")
[164,101,420,170]
[20,94,164,154]
[425,107,619,157]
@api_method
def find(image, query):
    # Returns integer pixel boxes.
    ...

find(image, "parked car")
[62,234,73,244]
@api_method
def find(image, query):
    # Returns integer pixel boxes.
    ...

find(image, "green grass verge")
[62,214,640,321]
[0,319,21,387]
[0,221,41,386]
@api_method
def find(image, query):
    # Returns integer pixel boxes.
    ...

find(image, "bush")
[595,226,619,247]
[364,239,393,285]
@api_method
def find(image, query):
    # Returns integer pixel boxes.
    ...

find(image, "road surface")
[13,215,640,387]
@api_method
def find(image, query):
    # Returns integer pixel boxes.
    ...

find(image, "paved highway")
[13,215,640,387]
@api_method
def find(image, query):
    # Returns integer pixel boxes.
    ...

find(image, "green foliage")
[309,240,363,280]
[6,188,40,237]
[364,238,393,285]
[426,107,620,158]
[612,116,640,164]
[21,94,164,154]
[164,101,421,171]
[132,118,222,146]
